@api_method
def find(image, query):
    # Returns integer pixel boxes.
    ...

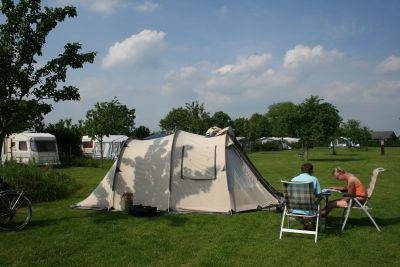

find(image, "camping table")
[321,188,342,204]
[320,189,343,229]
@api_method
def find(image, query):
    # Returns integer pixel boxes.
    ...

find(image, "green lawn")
[1,147,399,266]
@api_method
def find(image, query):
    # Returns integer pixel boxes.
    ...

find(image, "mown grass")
[1,147,399,266]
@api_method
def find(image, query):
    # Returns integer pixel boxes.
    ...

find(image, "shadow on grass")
[28,210,190,229]
[321,215,400,235]
[310,158,362,162]
[156,213,190,227]
[29,211,127,228]
[344,216,400,227]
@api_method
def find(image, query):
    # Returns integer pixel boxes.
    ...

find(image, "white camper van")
[81,135,95,157]
[1,132,60,166]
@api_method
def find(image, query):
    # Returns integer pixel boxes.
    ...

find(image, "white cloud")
[366,80,400,102]
[88,0,122,14]
[101,29,167,69]
[50,0,159,14]
[377,56,400,73]
[161,66,199,95]
[51,0,123,14]
[134,0,159,13]
[214,54,272,75]
[283,44,343,69]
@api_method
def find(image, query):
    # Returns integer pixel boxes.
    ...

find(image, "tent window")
[181,145,217,180]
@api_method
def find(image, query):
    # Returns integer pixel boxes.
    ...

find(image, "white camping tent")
[74,130,280,213]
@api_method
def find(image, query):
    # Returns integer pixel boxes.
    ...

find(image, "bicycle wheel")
[0,191,32,231]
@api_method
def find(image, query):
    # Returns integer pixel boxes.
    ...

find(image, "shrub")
[255,141,280,151]
[59,154,100,168]
[0,161,80,202]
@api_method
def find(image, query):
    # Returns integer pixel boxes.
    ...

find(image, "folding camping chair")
[279,181,321,243]
[341,168,385,232]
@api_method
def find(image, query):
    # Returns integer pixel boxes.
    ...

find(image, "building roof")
[370,131,397,140]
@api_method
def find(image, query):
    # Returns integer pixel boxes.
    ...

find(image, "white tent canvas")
[74,130,280,213]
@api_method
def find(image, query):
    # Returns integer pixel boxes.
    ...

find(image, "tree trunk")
[303,140,309,161]
[332,141,337,155]
[0,134,4,162]
[100,139,104,168]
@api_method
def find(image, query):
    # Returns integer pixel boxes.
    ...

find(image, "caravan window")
[181,145,217,180]
[82,141,93,148]
[30,141,57,152]
[19,141,28,151]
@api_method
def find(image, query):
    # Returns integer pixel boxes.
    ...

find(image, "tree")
[0,0,96,154]
[211,111,233,129]
[293,96,342,159]
[265,102,297,137]
[159,107,191,134]
[247,113,271,141]
[184,101,211,134]
[340,119,370,144]
[159,100,211,135]
[45,118,83,156]
[84,98,135,167]
[232,117,249,137]
[133,125,151,140]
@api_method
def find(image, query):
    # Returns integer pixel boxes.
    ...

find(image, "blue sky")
[38,0,400,134]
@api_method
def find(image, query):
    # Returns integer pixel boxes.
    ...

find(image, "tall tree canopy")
[340,119,370,143]
[159,107,191,134]
[45,118,83,156]
[232,117,249,137]
[265,102,297,137]
[84,98,135,167]
[294,96,342,159]
[159,100,211,135]
[0,0,96,153]
[211,111,233,129]
[133,125,151,140]
[247,113,271,141]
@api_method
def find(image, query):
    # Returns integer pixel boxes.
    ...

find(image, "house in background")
[369,131,397,141]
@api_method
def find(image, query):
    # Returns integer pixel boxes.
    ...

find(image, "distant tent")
[257,137,292,150]
[74,130,281,213]
[329,137,359,148]
[92,135,129,160]
[143,133,166,140]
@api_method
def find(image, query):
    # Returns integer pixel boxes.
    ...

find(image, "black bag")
[129,204,157,217]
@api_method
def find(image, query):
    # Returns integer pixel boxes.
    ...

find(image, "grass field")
[1,147,399,266]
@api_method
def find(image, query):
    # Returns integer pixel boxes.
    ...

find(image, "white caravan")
[1,132,60,166]
[81,135,95,157]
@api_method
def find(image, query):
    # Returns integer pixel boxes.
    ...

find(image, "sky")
[35,0,400,134]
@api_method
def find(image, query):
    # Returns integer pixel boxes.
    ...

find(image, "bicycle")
[0,189,32,231]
